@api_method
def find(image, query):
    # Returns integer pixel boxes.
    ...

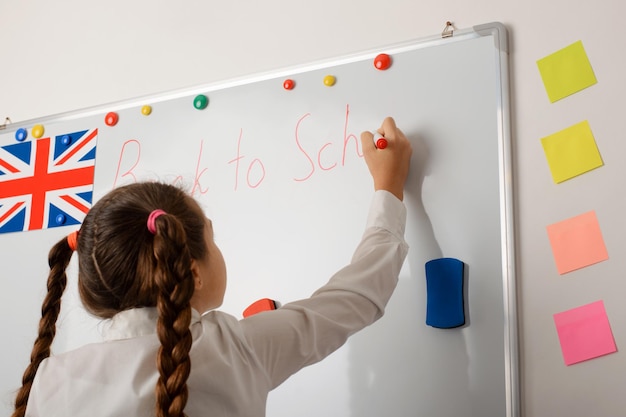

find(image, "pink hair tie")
[147,209,167,234]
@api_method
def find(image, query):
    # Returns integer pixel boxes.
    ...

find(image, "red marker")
[373,133,388,149]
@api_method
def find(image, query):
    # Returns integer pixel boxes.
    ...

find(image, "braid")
[151,214,195,417]
[12,238,73,417]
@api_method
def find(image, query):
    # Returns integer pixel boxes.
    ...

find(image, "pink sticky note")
[553,300,617,366]
[546,211,608,274]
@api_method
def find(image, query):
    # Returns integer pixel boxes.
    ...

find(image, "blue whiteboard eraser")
[425,257,465,329]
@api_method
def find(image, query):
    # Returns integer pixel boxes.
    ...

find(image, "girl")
[13,117,412,417]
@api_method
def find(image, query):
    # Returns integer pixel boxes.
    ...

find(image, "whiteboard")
[0,22,517,417]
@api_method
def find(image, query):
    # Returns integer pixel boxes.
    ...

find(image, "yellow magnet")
[32,124,45,139]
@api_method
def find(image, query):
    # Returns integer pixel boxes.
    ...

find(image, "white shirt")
[26,190,408,417]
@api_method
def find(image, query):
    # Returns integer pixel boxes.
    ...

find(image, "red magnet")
[374,53,392,70]
[105,112,119,126]
[243,298,278,318]
[283,79,295,90]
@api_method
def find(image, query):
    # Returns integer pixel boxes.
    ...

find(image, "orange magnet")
[243,298,278,318]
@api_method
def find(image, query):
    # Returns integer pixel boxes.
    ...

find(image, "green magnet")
[193,94,209,110]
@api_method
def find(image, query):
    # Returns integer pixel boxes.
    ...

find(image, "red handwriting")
[342,105,362,165]
[113,140,141,187]
[191,140,210,196]
[113,105,361,193]
[293,113,315,181]
[293,104,362,182]
[113,139,210,196]
[227,128,267,190]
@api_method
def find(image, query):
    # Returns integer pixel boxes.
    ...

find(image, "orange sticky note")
[546,211,608,274]
[554,300,617,366]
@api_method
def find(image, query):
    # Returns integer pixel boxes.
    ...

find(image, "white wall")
[1,1,625,416]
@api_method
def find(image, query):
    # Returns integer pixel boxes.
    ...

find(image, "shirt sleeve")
[239,190,409,388]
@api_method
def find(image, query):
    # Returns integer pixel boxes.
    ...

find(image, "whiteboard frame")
[473,22,519,417]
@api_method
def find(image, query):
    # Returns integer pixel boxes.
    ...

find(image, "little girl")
[13,117,412,417]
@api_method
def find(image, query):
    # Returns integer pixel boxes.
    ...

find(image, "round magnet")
[374,53,392,70]
[32,124,45,139]
[55,214,66,225]
[15,128,28,142]
[61,134,72,146]
[283,79,295,90]
[193,95,209,110]
[105,112,119,126]
[141,105,152,116]
[323,75,336,87]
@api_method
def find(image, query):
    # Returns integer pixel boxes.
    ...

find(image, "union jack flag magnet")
[0,129,98,234]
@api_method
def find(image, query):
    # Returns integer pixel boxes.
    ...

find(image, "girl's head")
[76,181,224,317]
[13,182,225,417]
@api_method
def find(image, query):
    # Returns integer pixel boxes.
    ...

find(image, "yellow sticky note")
[537,41,597,103]
[541,120,603,183]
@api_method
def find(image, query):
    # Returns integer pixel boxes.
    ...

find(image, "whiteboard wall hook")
[0,117,11,130]
[442,21,454,38]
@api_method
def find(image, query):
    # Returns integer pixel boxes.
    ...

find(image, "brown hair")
[13,182,209,417]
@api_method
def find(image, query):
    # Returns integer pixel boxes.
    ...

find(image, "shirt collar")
[103,307,202,341]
